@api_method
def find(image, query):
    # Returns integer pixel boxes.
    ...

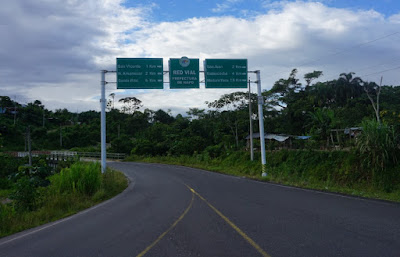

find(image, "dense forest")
[1,69,400,195]
[1,70,399,155]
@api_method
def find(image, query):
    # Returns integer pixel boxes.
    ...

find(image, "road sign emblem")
[179,57,190,67]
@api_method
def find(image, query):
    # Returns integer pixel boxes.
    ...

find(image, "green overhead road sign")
[116,58,163,89]
[169,57,199,89]
[204,59,248,88]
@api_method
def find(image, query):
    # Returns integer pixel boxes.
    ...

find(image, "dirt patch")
[1,198,12,204]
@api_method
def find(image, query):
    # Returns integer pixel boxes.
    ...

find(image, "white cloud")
[0,1,399,114]
[212,0,243,13]
[389,13,400,23]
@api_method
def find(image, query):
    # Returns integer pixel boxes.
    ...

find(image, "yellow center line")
[136,191,195,257]
[137,185,271,257]
[186,185,271,257]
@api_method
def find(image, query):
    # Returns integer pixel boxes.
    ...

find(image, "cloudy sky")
[0,0,399,114]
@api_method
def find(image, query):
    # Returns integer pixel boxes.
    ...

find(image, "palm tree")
[336,72,363,105]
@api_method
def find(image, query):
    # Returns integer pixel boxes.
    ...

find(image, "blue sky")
[124,0,400,21]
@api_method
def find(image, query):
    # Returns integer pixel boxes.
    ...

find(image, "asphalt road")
[1,162,399,257]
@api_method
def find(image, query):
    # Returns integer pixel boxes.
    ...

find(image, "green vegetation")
[128,148,400,202]
[356,119,399,191]
[1,69,399,211]
[0,162,127,238]
[1,70,399,155]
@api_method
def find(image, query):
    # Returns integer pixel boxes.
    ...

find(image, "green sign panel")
[169,57,199,89]
[204,59,248,88]
[116,58,163,89]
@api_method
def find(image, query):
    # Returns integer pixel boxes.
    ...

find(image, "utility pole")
[256,71,267,177]
[24,130,27,151]
[14,96,17,125]
[76,109,79,124]
[248,78,254,161]
[60,124,62,147]
[27,126,32,173]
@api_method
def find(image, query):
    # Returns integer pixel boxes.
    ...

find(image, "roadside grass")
[0,189,11,200]
[126,150,400,203]
[0,162,128,238]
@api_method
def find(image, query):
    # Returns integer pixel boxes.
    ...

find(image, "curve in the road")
[0,161,399,257]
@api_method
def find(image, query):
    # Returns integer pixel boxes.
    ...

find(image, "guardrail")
[77,152,126,160]
[6,151,126,160]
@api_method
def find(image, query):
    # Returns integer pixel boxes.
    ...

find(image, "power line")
[323,58,400,81]
[349,58,400,74]
[266,31,400,78]
[361,65,400,78]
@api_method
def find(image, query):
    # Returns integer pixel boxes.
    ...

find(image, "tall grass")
[50,162,102,196]
[0,162,127,238]
[356,119,399,191]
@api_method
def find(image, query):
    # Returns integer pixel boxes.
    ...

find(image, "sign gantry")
[117,58,163,89]
[169,57,200,89]
[116,57,248,89]
[204,59,248,88]
[100,57,267,177]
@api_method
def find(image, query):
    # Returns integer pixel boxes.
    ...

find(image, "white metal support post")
[100,70,107,173]
[248,79,254,161]
[256,70,267,177]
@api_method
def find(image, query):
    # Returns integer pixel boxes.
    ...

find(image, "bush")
[97,169,127,200]
[0,178,11,190]
[203,144,225,158]
[50,162,102,196]
[110,135,134,154]
[9,177,37,212]
[0,155,24,180]
[1,162,128,238]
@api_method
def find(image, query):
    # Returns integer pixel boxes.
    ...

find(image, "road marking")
[186,185,271,257]
[136,191,195,257]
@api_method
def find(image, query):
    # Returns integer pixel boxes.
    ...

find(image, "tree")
[187,108,205,120]
[20,100,45,127]
[107,93,116,111]
[206,92,249,148]
[206,92,248,110]
[335,72,363,105]
[308,108,336,147]
[109,93,115,109]
[0,96,14,108]
[106,100,112,111]
[266,69,302,109]
[304,70,323,87]
[153,109,174,124]
[363,77,382,124]
[144,108,155,123]
[118,97,142,114]
[264,69,314,134]
[110,134,133,154]
[54,108,72,124]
